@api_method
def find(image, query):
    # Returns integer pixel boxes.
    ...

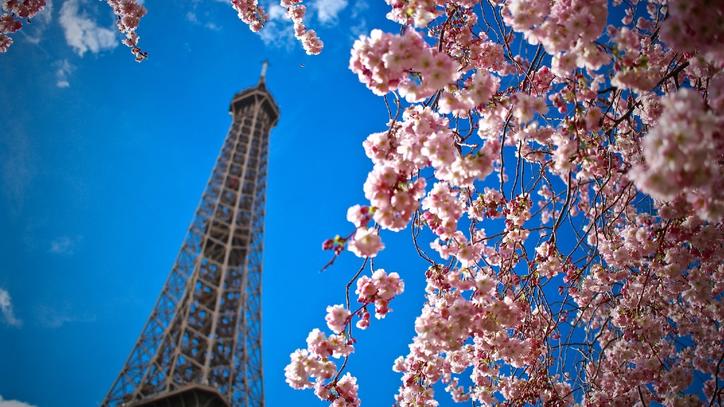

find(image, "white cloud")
[186,1,224,31]
[59,0,117,56]
[36,304,96,328]
[258,4,294,48]
[258,23,294,48]
[49,235,82,255]
[0,396,37,407]
[186,11,199,24]
[350,0,368,17]
[312,0,348,24]
[0,289,21,327]
[23,0,54,44]
[268,4,288,21]
[55,59,74,88]
[350,19,368,38]
[348,0,368,37]
[1,128,35,214]
[204,22,221,31]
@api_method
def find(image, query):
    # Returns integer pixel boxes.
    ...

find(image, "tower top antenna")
[260,60,269,84]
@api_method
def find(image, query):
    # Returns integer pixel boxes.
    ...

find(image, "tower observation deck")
[103,63,279,407]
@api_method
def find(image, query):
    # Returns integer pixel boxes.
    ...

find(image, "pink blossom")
[346,204,373,228]
[355,269,404,319]
[347,227,384,258]
[332,373,360,406]
[324,304,351,334]
[421,182,465,239]
[350,29,460,99]
[284,349,336,389]
[512,93,547,123]
[0,33,11,52]
[0,15,21,33]
[362,164,426,231]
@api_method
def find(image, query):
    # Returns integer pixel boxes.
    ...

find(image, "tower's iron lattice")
[103,66,279,407]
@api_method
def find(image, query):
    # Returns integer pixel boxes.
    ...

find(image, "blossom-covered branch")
[1,0,148,59]
[2,0,324,59]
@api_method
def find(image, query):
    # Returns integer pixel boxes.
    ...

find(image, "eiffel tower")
[103,63,278,407]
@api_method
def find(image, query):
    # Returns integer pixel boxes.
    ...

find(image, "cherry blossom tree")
[5,0,722,405]
[284,0,723,405]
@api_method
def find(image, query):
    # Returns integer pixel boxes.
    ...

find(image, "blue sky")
[0,1,435,406]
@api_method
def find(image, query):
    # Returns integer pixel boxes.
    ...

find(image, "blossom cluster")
[280,0,323,55]
[630,89,723,222]
[503,0,609,75]
[230,0,268,32]
[106,0,148,62]
[355,269,404,320]
[285,269,404,405]
[349,29,460,101]
[1,0,47,53]
[660,0,724,63]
